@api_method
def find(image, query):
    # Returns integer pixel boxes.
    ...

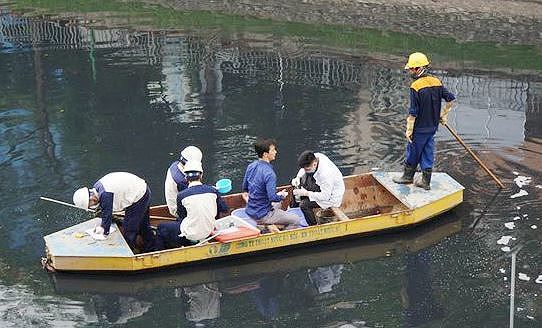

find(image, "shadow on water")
[0,3,541,328]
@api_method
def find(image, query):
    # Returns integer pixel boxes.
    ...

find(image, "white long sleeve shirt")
[296,153,345,208]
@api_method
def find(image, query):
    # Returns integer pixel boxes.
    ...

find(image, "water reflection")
[0,9,541,328]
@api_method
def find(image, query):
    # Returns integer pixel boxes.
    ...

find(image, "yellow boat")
[51,217,461,294]
[42,171,464,272]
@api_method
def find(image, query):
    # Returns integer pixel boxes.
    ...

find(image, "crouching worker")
[155,161,229,251]
[291,151,345,225]
[73,172,155,252]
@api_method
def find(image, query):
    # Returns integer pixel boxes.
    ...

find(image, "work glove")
[405,116,415,143]
[277,190,288,199]
[293,188,310,197]
[291,177,301,188]
[440,102,453,125]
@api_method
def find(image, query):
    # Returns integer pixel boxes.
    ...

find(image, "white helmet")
[180,146,202,164]
[184,160,203,173]
[73,187,90,209]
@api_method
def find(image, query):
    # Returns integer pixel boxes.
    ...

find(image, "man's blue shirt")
[242,160,283,219]
[408,75,455,134]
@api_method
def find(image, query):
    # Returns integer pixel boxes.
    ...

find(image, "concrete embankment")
[149,0,542,44]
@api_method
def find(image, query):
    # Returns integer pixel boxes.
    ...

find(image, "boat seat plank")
[44,218,133,257]
[373,172,464,210]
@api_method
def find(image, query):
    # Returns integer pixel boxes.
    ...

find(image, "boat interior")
[147,173,409,228]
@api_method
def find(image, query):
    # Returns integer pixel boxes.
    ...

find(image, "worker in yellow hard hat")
[393,52,456,190]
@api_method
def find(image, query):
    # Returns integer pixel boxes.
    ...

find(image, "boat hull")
[43,172,464,272]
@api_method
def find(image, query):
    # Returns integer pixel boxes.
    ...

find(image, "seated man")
[242,138,301,230]
[72,172,154,252]
[155,160,228,250]
[292,151,345,225]
[165,145,203,217]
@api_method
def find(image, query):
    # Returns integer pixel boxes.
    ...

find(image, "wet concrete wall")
[150,0,542,44]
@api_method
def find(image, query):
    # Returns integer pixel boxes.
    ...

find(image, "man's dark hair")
[254,138,276,158]
[186,171,202,182]
[298,150,316,168]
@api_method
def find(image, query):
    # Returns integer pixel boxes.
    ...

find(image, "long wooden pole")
[40,196,95,212]
[443,123,505,189]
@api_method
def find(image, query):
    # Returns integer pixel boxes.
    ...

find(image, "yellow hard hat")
[405,52,430,69]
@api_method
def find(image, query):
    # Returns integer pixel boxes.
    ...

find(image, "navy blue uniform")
[405,75,455,169]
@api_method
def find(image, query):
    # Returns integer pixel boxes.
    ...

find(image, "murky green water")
[0,2,541,327]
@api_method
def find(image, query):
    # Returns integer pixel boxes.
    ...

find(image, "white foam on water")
[531,225,538,229]
[523,214,528,217]
[510,189,528,199]
[513,176,532,188]
[536,185,542,189]
[504,222,516,230]
[499,268,506,273]
[518,273,530,281]
[497,236,515,245]
[535,275,542,284]
[516,206,521,210]
[513,216,521,221]
[501,246,511,252]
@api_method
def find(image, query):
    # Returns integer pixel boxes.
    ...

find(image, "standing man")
[291,151,345,225]
[242,138,301,229]
[393,52,455,190]
[155,160,228,250]
[72,172,154,252]
[165,145,203,216]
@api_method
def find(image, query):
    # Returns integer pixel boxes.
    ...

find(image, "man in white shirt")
[155,161,228,250]
[164,145,203,216]
[72,172,154,252]
[292,151,345,225]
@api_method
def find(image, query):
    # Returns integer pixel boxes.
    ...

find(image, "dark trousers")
[123,187,155,252]
[298,173,321,226]
[405,132,435,170]
[155,221,196,251]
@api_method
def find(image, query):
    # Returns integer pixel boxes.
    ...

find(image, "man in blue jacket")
[242,138,300,229]
[393,52,456,190]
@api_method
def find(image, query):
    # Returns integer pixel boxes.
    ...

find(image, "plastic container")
[215,178,232,194]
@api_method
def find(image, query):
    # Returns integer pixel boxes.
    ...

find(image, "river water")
[0,4,541,328]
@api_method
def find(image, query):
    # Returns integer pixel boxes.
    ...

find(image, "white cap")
[73,187,90,209]
[180,146,202,163]
[184,160,203,173]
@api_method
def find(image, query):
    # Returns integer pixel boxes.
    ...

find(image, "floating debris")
[526,315,535,320]
[499,268,506,273]
[513,176,532,188]
[523,214,528,217]
[513,216,521,221]
[531,225,538,229]
[501,246,511,252]
[513,171,519,175]
[535,275,542,284]
[504,222,516,230]
[518,273,530,281]
[504,277,508,281]
[497,236,515,245]
[535,185,542,189]
[510,189,528,199]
